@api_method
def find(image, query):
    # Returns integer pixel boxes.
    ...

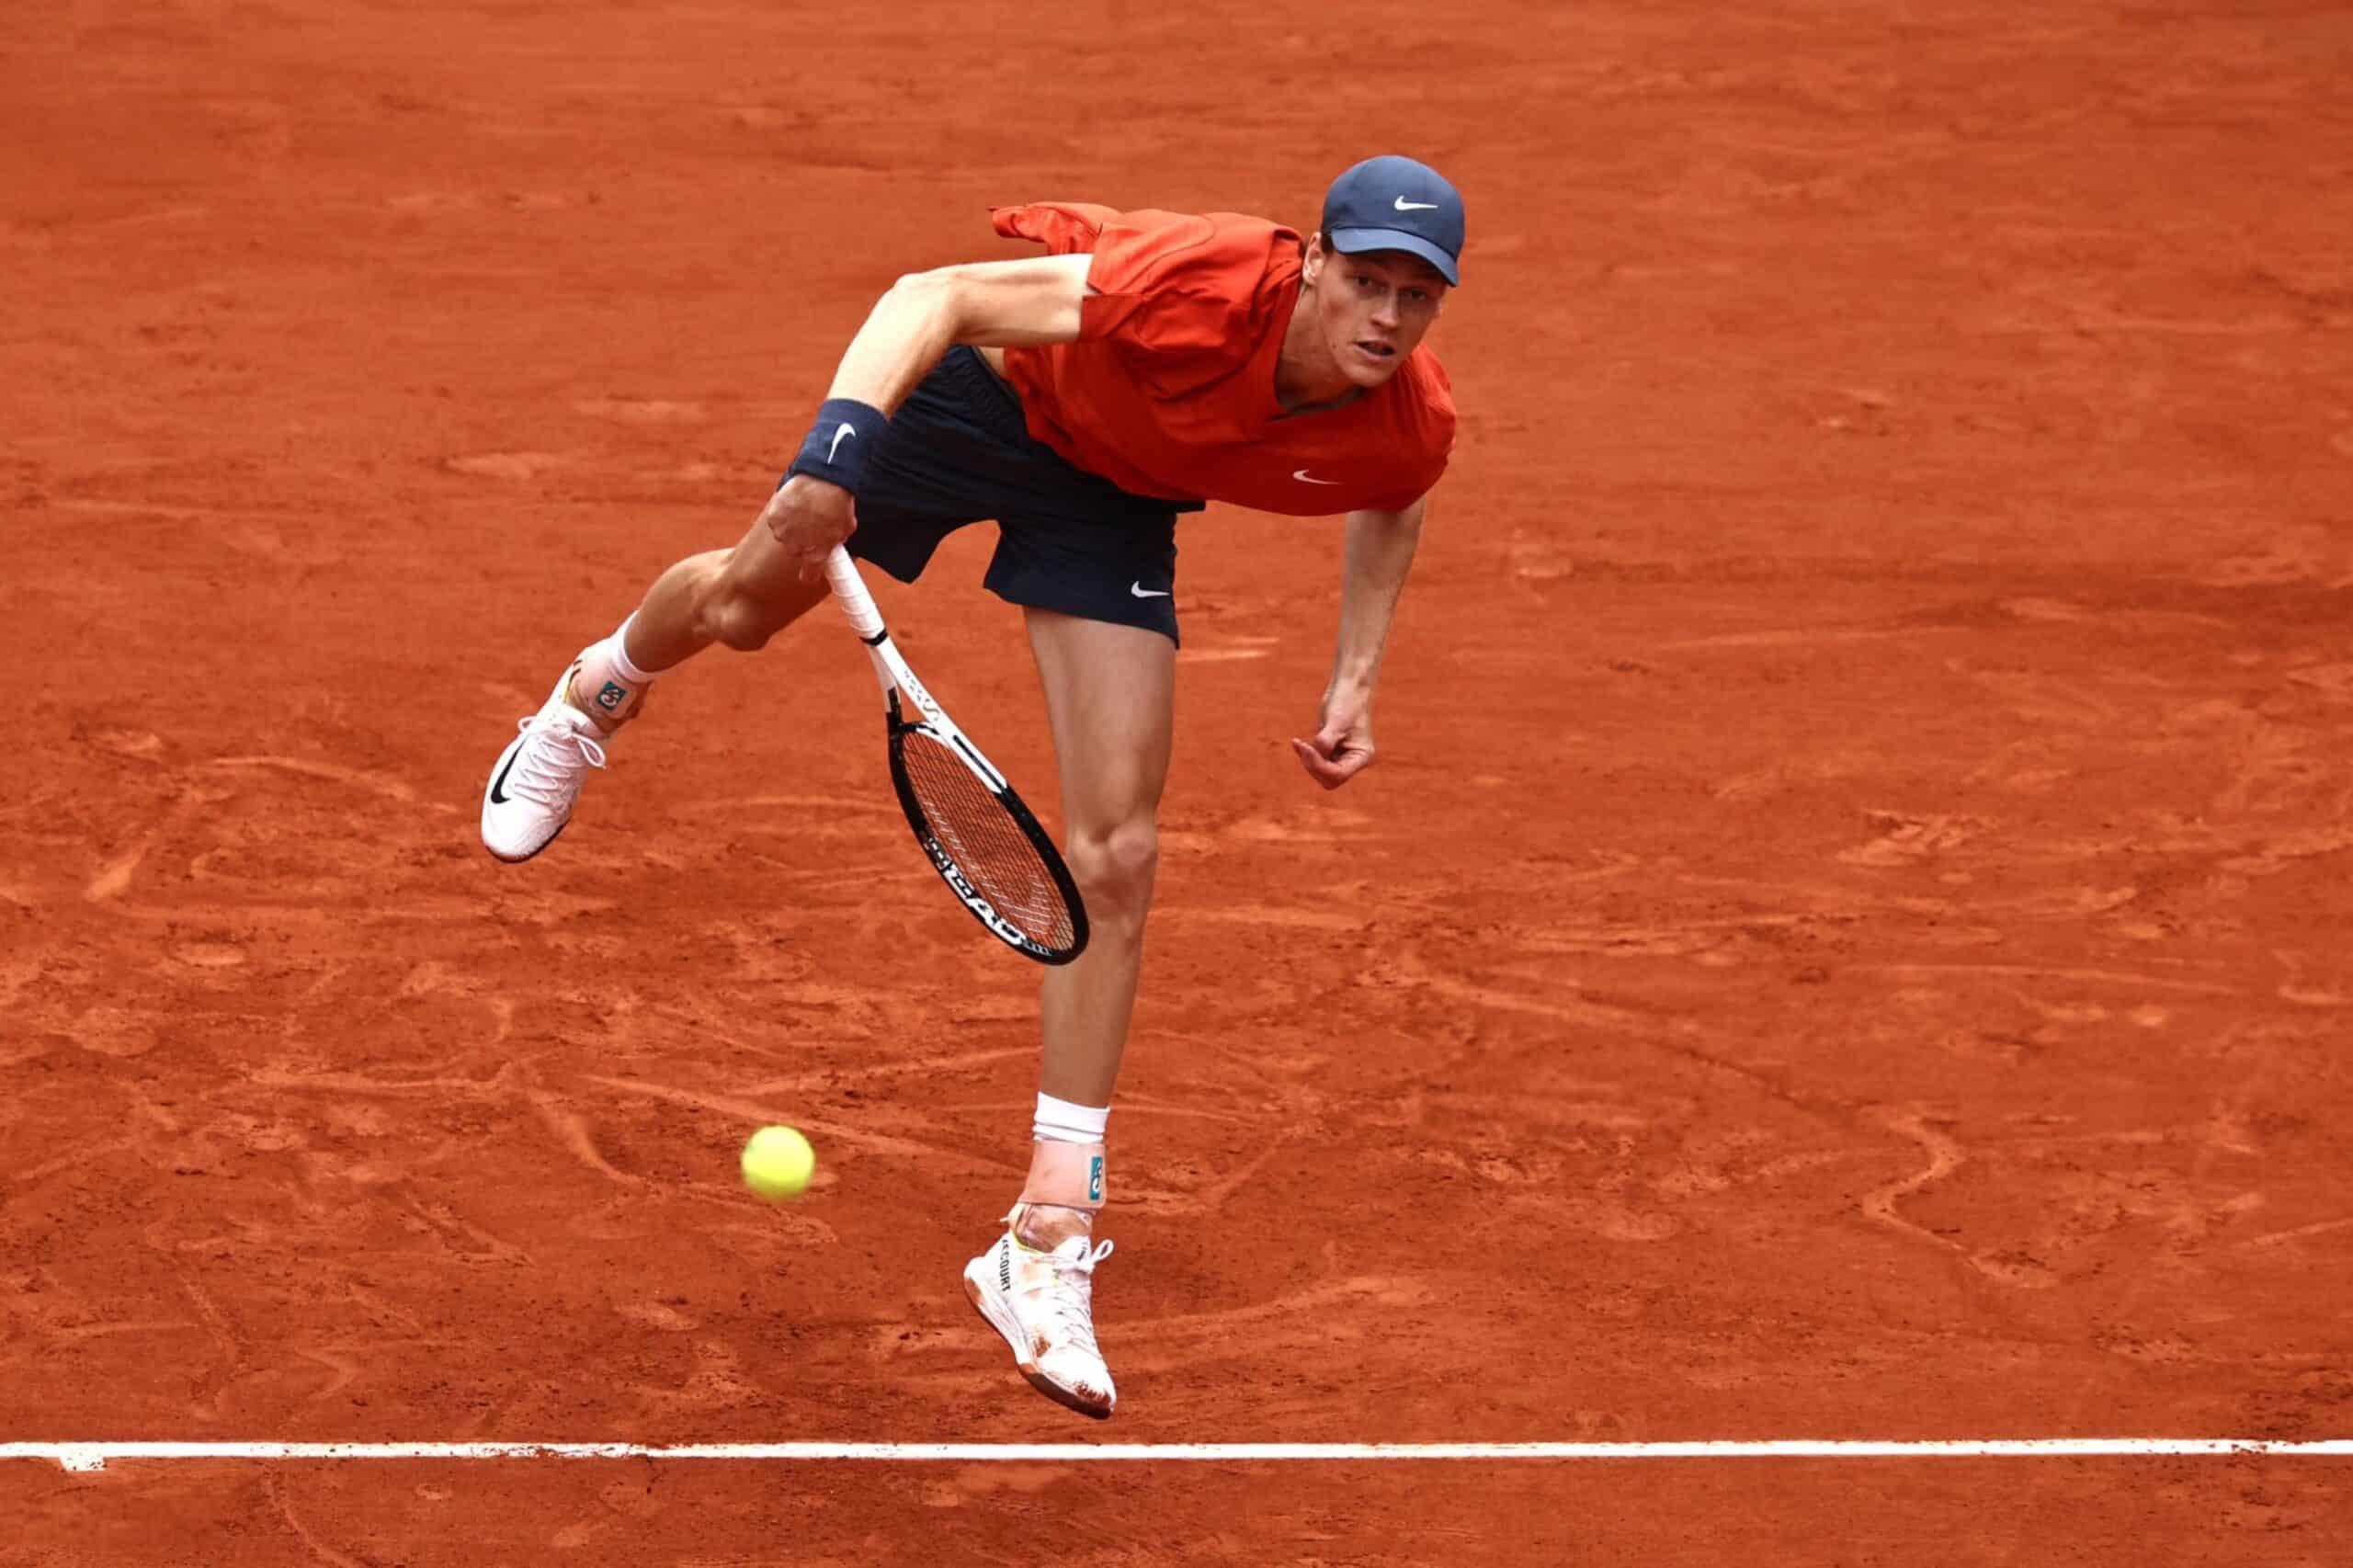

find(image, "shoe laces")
[506,712,606,807]
[1037,1238,1113,1357]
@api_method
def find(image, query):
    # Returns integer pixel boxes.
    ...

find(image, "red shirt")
[991,203,1455,516]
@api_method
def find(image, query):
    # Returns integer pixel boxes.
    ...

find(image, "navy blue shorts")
[842,347,1203,643]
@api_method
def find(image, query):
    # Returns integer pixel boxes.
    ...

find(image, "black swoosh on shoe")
[487,743,523,806]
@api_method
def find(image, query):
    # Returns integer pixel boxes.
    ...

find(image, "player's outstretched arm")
[761,254,1095,580]
[829,253,1094,408]
[1290,494,1429,790]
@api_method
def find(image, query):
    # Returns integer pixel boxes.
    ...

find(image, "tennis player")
[481,154,1462,1417]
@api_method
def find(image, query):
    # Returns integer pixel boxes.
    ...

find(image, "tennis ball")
[740,1125,815,1201]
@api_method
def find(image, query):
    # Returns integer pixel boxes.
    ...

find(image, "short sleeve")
[1078,211,1295,394]
[992,205,1293,364]
[991,202,1120,256]
[992,205,1271,385]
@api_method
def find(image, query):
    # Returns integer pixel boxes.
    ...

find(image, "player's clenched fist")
[760,474,858,583]
[1290,696,1377,790]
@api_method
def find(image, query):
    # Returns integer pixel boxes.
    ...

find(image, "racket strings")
[897,730,1078,951]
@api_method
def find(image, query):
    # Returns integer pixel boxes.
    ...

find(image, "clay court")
[6,0,2351,1561]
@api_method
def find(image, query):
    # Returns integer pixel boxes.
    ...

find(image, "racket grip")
[824,545,884,641]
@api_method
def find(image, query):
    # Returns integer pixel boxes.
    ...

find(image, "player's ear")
[1302,232,1325,285]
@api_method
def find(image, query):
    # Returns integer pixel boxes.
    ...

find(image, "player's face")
[1304,236,1449,387]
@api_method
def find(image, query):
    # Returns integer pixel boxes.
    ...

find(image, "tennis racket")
[824,546,1088,965]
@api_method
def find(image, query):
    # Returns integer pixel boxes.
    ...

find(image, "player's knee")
[693,571,790,653]
[1067,818,1158,915]
[692,591,766,652]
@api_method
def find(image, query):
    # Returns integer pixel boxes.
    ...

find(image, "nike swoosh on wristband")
[1129,582,1171,598]
[827,423,857,462]
[1393,197,1439,211]
[1293,470,1340,484]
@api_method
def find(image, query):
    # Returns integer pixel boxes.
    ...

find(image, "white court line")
[5,1440,2349,1472]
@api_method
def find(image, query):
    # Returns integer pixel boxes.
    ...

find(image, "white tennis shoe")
[963,1210,1117,1418]
[481,662,608,862]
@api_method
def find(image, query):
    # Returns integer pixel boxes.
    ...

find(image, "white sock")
[1032,1093,1108,1145]
[608,614,656,684]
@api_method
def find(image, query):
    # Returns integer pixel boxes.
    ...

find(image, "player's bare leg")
[1019,608,1175,1243]
[564,513,831,730]
[481,515,828,860]
[961,608,1173,1418]
[618,513,833,677]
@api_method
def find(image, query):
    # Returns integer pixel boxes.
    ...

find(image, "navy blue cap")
[1321,154,1464,286]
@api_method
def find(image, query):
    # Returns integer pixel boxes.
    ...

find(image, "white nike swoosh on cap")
[1293,470,1340,484]
[1393,197,1439,211]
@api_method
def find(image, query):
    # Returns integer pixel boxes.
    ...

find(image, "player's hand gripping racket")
[824,546,1088,965]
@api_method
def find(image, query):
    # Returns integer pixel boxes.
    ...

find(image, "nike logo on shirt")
[1129,582,1171,598]
[1293,470,1340,484]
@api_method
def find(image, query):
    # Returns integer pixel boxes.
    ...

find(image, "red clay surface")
[6,0,2351,1561]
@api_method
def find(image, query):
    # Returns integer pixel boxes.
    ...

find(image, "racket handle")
[824,545,884,641]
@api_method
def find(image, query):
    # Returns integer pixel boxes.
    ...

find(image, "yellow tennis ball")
[740,1125,815,1201]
